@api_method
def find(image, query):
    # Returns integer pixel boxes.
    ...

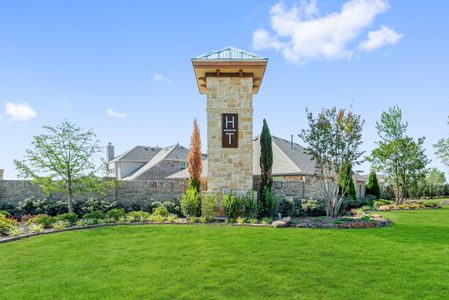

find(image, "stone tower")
[192,47,268,203]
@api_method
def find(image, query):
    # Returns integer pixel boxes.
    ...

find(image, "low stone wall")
[0,175,361,208]
[0,179,189,208]
[253,176,324,200]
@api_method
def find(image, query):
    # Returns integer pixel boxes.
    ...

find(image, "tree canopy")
[300,107,364,217]
[14,120,109,213]
[369,106,429,204]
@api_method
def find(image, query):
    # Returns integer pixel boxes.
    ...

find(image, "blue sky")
[1,0,448,179]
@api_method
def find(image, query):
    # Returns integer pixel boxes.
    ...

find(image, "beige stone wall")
[206,77,254,200]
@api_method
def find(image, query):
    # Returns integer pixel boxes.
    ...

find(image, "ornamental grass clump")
[52,220,70,230]
[7,226,23,237]
[29,223,44,233]
[236,217,245,224]
[126,211,150,223]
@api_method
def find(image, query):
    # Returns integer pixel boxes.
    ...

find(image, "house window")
[180,162,187,170]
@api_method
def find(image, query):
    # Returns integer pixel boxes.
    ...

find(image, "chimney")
[106,143,115,162]
[291,135,294,149]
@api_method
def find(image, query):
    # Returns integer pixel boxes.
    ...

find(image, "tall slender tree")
[259,119,273,192]
[340,161,357,201]
[188,118,202,193]
[14,120,109,213]
[366,170,381,199]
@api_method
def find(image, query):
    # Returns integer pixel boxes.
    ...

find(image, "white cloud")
[253,0,401,63]
[153,74,173,85]
[106,108,127,118]
[3,102,37,122]
[359,26,402,51]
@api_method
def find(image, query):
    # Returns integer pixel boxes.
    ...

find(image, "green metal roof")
[193,47,267,61]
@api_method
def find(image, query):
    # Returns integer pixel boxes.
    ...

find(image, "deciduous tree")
[369,106,429,204]
[300,107,364,217]
[14,120,109,213]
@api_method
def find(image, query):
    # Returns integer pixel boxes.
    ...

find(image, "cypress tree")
[259,119,273,217]
[340,161,357,200]
[188,118,202,193]
[259,119,273,193]
[366,170,381,199]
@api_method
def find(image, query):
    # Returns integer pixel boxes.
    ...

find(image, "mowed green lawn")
[1,207,449,300]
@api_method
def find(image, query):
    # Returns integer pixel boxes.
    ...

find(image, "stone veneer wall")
[0,177,364,208]
[206,77,254,197]
[0,179,188,209]
[254,176,325,200]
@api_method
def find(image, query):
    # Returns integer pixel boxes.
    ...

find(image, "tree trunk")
[67,178,74,213]
[67,193,74,213]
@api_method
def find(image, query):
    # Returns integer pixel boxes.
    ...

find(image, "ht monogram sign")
[222,113,238,148]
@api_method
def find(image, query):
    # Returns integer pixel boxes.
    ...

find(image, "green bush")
[236,217,245,224]
[241,189,258,219]
[301,199,318,213]
[181,186,201,217]
[77,197,120,215]
[126,211,150,222]
[261,217,272,225]
[417,200,440,208]
[56,213,78,225]
[83,210,105,220]
[278,196,294,217]
[167,215,177,223]
[0,214,18,235]
[373,199,393,209]
[29,223,44,233]
[26,214,56,228]
[105,208,126,220]
[7,226,23,237]
[52,220,70,230]
[259,187,278,218]
[18,197,51,215]
[152,204,169,217]
[366,170,381,199]
[150,200,181,216]
[201,194,216,222]
[222,193,240,221]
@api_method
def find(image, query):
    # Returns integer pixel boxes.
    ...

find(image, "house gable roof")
[110,146,162,163]
[168,135,317,179]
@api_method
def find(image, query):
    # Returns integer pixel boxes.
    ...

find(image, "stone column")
[206,77,254,199]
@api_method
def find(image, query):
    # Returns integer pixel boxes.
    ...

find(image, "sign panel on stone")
[222,113,238,148]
